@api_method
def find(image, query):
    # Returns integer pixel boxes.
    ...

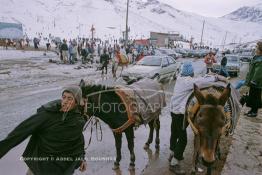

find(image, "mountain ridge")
[223,3,262,23]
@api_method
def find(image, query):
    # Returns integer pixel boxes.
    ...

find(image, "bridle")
[187,104,228,136]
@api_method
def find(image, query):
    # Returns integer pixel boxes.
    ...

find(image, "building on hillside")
[133,39,149,47]
[0,22,23,39]
[149,31,182,47]
[0,22,23,46]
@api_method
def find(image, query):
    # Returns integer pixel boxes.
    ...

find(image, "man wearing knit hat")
[0,86,87,175]
[61,86,83,113]
[169,62,229,174]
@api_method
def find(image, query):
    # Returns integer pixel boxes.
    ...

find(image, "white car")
[122,55,180,82]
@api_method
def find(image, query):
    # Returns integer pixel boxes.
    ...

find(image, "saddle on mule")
[113,78,166,133]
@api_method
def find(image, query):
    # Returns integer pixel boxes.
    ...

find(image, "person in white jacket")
[169,61,228,174]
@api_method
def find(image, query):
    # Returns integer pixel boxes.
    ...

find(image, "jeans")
[69,54,74,64]
[101,64,108,74]
[219,66,229,77]
[206,67,213,74]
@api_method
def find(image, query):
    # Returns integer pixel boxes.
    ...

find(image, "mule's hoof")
[143,143,150,150]
[197,167,204,173]
[191,171,196,175]
[112,163,120,170]
[191,167,196,175]
[128,165,135,171]
[169,165,186,175]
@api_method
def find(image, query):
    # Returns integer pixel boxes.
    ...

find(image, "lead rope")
[95,118,103,141]
[84,116,94,150]
[83,94,103,150]
[84,117,103,150]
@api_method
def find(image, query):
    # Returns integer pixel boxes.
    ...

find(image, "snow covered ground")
[0,0,261,46]
[0,49,261,175]
[0,49,100,94]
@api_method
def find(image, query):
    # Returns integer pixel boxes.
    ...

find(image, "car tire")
[173,73,177,80]
[173,69,179,80]
[153,74,160,81]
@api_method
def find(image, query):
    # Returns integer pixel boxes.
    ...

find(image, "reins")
[83,115,103,150]
[83,92,103,150]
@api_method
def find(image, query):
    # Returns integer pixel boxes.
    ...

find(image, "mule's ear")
[79,79,85,87]
[193,84,205,105]
[219,84,231,106]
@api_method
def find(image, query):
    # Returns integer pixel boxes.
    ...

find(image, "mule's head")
[193,84,231,165]
[79,79,92,98]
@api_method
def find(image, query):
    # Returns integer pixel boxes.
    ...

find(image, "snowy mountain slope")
[0,0,261,46]
[223,3,262,23]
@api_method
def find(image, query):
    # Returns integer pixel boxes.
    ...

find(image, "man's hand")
[79,160,87,172]
[216,75,230,84]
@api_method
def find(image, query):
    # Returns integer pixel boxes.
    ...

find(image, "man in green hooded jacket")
[0,86,87,175]
[244,41,262,117]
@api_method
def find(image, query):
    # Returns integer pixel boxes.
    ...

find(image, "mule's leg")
[154,118,160,150]
[125,127,136,171]
[113,132,122,170]
[144,120,154,149]
[191,136,200,175]
[120,66,124,77]
[216,139,221,160]
[206,167,212,175]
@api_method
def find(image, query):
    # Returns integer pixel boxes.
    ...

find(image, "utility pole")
[222,31,228,50]
[200,20,205,47]
[78,23,81,38]
[190,36,194,49]
[125,0,130,47]
[91,25,95,41]
[239,37,242,44]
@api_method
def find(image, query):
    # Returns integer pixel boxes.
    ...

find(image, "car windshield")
[227,56,239,62]
[136,56,161,66]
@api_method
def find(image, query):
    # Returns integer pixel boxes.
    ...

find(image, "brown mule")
[188,84,231,175]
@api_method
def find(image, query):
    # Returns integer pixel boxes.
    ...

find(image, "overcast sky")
[159,0,262,17]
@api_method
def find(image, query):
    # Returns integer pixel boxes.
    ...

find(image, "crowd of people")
[0,33,261,174]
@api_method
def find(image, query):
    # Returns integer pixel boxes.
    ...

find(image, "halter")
[186,87,232,136]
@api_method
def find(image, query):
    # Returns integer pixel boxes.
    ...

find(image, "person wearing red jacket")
[204,52,217,73]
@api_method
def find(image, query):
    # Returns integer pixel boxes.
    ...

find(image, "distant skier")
[60,39,69,64]
[100,49,110,75]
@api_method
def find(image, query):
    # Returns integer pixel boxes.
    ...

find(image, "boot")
[244,110,252,115]
[247,112,257,117]
[168,151,174,162]
[169,164,186,175]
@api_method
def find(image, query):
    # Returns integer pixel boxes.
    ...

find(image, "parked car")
[122,55,181,83]
[174,48,189,58]
[52,37,61,45]
[239,52,254,62]
[155,48,182,59]
[213,54,241,76]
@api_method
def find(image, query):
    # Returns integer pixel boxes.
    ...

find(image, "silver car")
[213,54,241,76]
[122,55,180,82]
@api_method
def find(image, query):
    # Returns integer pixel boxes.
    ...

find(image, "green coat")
[245,55,262,88]
[0,100,86,175]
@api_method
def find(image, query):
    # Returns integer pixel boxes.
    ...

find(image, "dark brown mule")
[79,79,165,171]
[188,84,231,175]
